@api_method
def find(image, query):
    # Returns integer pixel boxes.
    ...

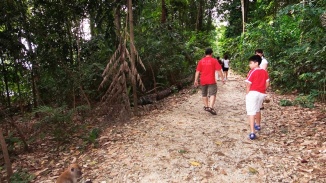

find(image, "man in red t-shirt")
[245,55,269,140]
[194,48,225,115]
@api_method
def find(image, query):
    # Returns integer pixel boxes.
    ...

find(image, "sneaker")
[254,123,261,131]
[249,133,256,140]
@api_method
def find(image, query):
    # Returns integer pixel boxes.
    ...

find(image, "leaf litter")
[3,71,325,182]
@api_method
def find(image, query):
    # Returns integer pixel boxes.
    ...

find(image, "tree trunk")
[21,8,40,110]
[1,56,11,107]
[241,0,245,33]
[128,0,138,115]
[0,110,30,152]
[244,0,249,23]
[161,0,168,23]
[241,0,250,33]
[0,128,13,181]
[114,3,122,44]
[196,0,204,31]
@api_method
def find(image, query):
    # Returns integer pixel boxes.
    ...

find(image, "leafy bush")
[10,169,34,183]
[4,132,20,152]
[279,99,293,106]
[83,128,101,145]
[220,2,325,102]
[294,94,315,108]
[33,105,78,143]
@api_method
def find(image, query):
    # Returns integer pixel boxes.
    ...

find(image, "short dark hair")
[255,49,263,54]
[249,55,262,65]
[205,48,213,55]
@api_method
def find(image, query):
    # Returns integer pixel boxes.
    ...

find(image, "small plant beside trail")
[279,92,318,108]
[33,105,94,144]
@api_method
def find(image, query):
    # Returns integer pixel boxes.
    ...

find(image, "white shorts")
[246,91,266,115]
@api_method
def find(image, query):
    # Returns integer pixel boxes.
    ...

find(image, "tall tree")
[128,0,139,114]
[161,0,168,23]
[100,1,145,118]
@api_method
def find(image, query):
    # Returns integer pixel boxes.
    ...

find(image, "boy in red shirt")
[245,55,269,140]
[194,48,225,115]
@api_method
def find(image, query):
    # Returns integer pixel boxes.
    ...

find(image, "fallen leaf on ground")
[248,166,259,174]
[190,161,201,166]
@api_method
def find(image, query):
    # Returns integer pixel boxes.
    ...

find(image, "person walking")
[255,49,269,109]
[222,55,230,80]
[194,48,225,115]
[245,55,269,140]
[255,49,268,70]
[215,56,223,81]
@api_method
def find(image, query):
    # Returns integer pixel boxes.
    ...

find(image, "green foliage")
[279,99,293,106]
[294,94,315,108]
[5,132,20,152]
[83,128,101,146]
[9,169,34,183]
[75,105,91,119]
[136,22,214,89]
[219,2,326,101]
[34,105,78,143]
[80,35,114,101]
[279,91,318,108]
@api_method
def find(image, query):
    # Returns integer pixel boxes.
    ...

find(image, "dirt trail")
[33,71,325,183]
[79,71,282,183]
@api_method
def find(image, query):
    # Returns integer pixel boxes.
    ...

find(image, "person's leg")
[202,97,209,107]
[255,93,266,128]
[209,95,216,108]
[248,115,256,133]
[246,91,259,139]
[255,112,261,126]
[201,85,209,109]
[208,84,217,108]
[224,70,228,80]
[205,84,217,115]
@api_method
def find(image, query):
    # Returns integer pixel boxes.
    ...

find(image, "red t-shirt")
[196,56,222,85]
[245,68,269,93]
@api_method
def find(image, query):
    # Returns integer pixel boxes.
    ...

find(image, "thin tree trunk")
[161,0,167,23]
[1,110,30,152]
[114,3,121,38]
[1,56,11,107]
[128,0,138,115]
[21,8,40,110]
[0,128,13,181]
[196,0,204,31]
[241,0,245,33]
[244,0,249,23]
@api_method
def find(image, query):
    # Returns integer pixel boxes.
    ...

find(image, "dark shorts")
[201,84,217,97]
[223,67,229,71]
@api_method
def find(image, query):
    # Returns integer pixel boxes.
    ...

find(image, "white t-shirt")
[223,59,230,68]
[260,57,268,69]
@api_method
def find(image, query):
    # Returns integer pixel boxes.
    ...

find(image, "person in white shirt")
[255,49,269,110]
[222,55,230,80]
[255,49,268,70]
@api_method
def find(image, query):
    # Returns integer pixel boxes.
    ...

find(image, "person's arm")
[266,80,270,89]
[246,82,251,94]
[194,71,200,87]
[217,70,225,84]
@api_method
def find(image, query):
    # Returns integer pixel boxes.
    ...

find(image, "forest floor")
[7,71,326,183]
